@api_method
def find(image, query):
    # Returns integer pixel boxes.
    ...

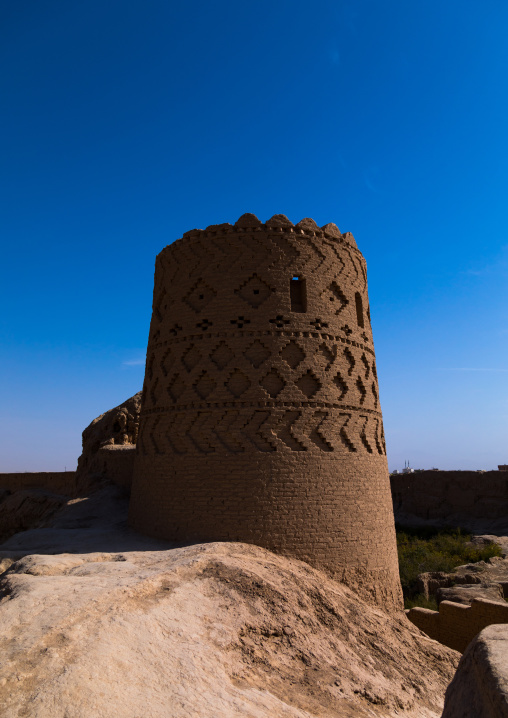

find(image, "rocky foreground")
[0,487,459,718]
[442,624,508,718]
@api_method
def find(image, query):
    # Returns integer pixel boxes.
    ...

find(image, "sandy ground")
[0,487,459,717]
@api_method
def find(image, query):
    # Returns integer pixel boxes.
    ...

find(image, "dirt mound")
[0,489,68,543]
[0,540,458,717]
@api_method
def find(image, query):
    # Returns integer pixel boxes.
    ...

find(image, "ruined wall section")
[0,472,77,496]
[129,213,401,609]
[407,598,508,653]
[392,470,508,533]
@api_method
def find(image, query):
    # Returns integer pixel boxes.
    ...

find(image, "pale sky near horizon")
[1,0,507,472]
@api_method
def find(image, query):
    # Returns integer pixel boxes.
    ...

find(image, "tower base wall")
[129,451,402,610]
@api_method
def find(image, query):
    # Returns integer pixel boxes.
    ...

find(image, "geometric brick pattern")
[183,278,216,313]
[129,213,402,610]
[141,406,387,456]
[235,273,273,308]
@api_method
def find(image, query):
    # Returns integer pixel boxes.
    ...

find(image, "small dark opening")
[290,277,307,313]
[355,292,364,327]
[253,289,259,295]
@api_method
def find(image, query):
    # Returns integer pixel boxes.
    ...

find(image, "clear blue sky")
[1,0,507,472]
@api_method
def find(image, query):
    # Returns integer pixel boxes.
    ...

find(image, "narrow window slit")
[355,292,364,327]
[290,277,307,313]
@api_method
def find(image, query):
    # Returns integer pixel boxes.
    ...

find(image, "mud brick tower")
[129,213,402,608]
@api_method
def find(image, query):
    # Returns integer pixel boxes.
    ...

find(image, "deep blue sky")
[1,0,507,471]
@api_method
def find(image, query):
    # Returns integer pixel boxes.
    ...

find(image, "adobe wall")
[391,470,508,532]
[129,213,402,609]
[0,472,77,496]
[407,597,508,653]
[91,445,136,493]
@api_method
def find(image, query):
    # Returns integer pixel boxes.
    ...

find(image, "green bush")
[395,524,502,609]
[404,594,438,611]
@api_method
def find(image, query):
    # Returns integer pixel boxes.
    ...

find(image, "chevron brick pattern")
[142,405,385,457]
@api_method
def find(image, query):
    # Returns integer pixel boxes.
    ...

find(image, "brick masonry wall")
[128,213,402,609]
[407,598,508,653]
[391,470,508,528]
[0,472,77,496]
[93,445,136,492]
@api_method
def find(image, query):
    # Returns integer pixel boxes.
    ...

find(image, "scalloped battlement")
[178,213,358,254]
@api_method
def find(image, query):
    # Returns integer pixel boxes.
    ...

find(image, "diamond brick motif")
[310,318,329,331]
[360,353,370,379]
[236,273,273,308]
[296,370,321,398]
[226,369,251,398]
[280,340,305,369]
[344,347,355,376]
[149,377,160,405]
[160,347,172,377]
[193,371,216,399]
[260,368,285,398]
[323,280,349,315]
[184,279,216,313]
[356,376,367,405]
[153,288,167,322]
[196,318,213,331]
[167,373,185,402]
[314,343,335,372]
[244,340,270,368]
[182,345,202,372]
[333,371,348,400]
[168,323,182,337]
[230,316,250,329]
[211,341,234,370]
[269,315,290,329]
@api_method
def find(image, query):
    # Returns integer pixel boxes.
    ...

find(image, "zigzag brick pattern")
[129,213,402,609]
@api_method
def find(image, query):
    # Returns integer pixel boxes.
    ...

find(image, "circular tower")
[129,213,402,608]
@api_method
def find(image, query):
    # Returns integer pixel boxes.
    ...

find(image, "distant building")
[499,465,508,471]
